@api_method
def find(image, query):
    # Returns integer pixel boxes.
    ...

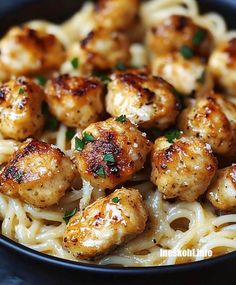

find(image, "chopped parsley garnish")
[36,75,47,86]
[83,132,95,143]
[192,30,206,46]
[91,71,111,85]
[71,57,79,69]
[112,197,120,203]
[104,153,115,163]
[164,128,181,143]
[180,45,193,59]
[196,70,206,84]
[75,136,85,151]
[96,166,106,177]
[42,103,59,131]
[66,128,76,141]
[115,114,127,122]
[74,133,96,151]
[63,207,78,224]
[115,63,127,71]
[15,172,23,183]
[99,74,111,85]
[47,117,59,131]
[18,87,24,94]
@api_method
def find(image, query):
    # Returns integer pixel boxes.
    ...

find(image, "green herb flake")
[115,63,127,71]
[196,70,206,84]
[92,71,111,84]
[112,197,120,203]
[83,132,96,143]
[36,75,47,86]
[75,136,85,151]
[96,166,106,178]
[63,207,78,224]
[180,45,193,59]
[115,114,127,122]
[18,87,24,94]
[47,117,59,131]
[66,128,76,141]
[15,172,23,183]
[100,74,112,84]
[192,30,206,46]
[71,57,79,69]
[164,128,181,143]
[104,153,115,163]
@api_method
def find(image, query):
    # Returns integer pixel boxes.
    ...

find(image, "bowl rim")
[0,0,236,275]
[0,234,236,274]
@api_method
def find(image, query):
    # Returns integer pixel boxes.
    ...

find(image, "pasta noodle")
[0,0,236,267]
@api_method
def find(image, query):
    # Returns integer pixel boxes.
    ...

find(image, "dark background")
[0,0,236,284]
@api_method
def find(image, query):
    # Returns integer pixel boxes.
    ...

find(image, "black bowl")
[0,1,236,284]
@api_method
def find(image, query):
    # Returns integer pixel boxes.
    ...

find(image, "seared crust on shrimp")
[106,69,179,129]
[151,136,217,201]
[0,26,65,76]
[209,38,236,95]
[146,15,214,58]
[73,118,152,189]
[178,93,236,157]
[0,139,76,208]
[0,77,44,140]
[45,74,104,128]
[67,28,130,74]
[63,187,148,259]
[207,164,236,211]
[95,0,139,31]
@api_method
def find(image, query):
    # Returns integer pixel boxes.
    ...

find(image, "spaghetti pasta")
[0,0,236,267]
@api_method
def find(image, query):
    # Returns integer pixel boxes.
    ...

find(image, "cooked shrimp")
[146,15,214,58]
[177,92,236,157]
[0,139,76,208]
[0,26,65,77]
[207,164,236,211]
[66,28,130,74]
[209,38,236,96]
[94,0,139,31]
[0,77,44,140]
[106,69,179,129]
[63,187,148,259]
[151,53,206,95]
[73,117,152,189]
[151,136,217,201]
[45,74,104,128]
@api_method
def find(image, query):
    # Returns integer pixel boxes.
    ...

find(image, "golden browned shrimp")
[63,187,148,259]
[106,69,179,129]
[147,15,214,95]
[207,164,236,211]
[0,139,76,208]
[177,93,236,157]
[146,15,214,58]
[151,53,206,95]
[73,117,152,189]
[94,0,139,31]
[151,136,217,201]
[45,74,104,128]
[66,28,130,74]
[0,77,44,140]
[0,26,65,77]
[209,38,236,96]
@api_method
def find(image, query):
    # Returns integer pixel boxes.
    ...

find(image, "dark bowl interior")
[0,0,236,284]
